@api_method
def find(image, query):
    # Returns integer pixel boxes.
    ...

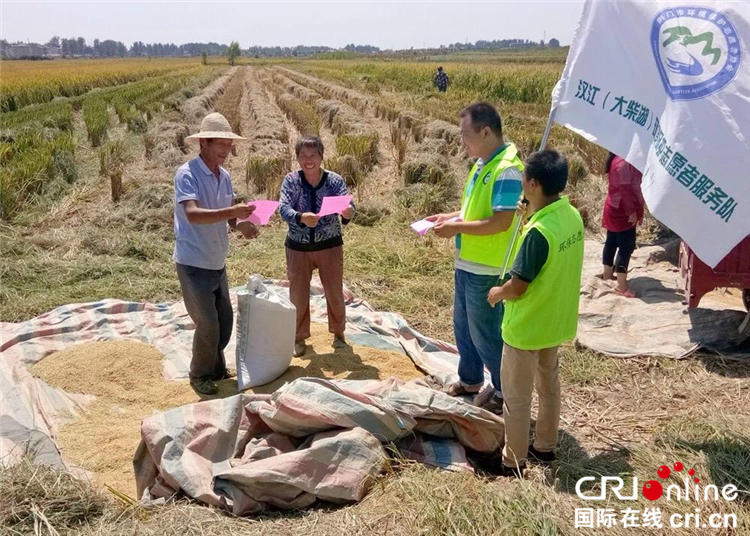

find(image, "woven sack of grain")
[235,275,295,389]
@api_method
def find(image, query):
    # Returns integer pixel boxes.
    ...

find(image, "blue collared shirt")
[172,156,234,270]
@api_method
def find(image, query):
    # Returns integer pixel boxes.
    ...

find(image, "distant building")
[4,43,63,59]
[7,43,46,58]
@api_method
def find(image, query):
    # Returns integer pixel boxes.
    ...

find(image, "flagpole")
[499,107,558,278]
[539,107,557,152]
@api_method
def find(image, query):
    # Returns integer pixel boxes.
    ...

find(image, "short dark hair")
[437,66,443,71]
[459,102,502,138]
[524,149,568,196]
[295,136,324,158]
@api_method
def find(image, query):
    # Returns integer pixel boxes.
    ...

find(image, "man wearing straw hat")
[174,112,256,396]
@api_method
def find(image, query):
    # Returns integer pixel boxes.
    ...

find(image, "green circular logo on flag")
[652,7,741,100]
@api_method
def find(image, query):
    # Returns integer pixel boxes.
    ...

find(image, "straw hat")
[186,112,246,141]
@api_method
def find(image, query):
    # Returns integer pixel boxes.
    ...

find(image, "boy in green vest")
[487,149,584,477]
[428,102,524,414]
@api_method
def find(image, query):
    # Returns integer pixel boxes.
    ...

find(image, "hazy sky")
[1,1,585,49]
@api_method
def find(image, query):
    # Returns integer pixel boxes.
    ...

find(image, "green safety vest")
[502,197,585,350]
[458,143,524,268]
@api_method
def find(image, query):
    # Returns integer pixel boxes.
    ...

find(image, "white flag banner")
[552,0,749,268]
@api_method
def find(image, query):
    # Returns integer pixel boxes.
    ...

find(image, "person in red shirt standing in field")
[601,152,645,298]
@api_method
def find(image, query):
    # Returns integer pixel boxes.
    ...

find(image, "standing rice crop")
[82,97,110,147]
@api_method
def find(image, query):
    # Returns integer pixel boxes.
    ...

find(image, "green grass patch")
[558,345,618,386]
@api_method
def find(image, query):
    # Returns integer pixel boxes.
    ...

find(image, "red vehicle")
[680,235,750,310]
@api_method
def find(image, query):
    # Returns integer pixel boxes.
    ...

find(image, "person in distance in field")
[599,152,644,298]
[433,66,450,93]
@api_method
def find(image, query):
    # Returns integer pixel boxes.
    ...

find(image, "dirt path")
[217,66,250,183]
[258,69,334,169]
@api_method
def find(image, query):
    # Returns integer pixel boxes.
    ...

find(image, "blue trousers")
[453,269,504,395]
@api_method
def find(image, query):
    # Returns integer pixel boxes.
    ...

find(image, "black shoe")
[190,378,218,395]
[481,393,504,415]
[467,449,504,476]
[500,463,526,479]
[467,450,525,479]
[528,444,556,465]
[211,369,236,381]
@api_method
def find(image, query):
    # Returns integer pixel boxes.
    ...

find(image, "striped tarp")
[1,278,480,468]
[134,377,504,515]
[1,278,471,382]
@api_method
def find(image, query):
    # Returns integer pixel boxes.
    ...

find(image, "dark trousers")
[602,228,637,273]
[176,263,233,381]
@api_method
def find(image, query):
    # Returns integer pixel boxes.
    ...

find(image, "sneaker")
[481,393,504,415]
[528,444,556,465]
[190,378,218,395]
[332,334,348,349]
[294,340,307,357]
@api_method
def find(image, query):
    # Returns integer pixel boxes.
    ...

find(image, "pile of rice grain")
[32,322,423,496]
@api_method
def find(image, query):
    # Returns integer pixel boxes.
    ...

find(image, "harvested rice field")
[2,50,749,536]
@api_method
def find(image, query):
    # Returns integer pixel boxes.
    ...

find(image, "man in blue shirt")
[174,113,257,395]
[427,103,523,414]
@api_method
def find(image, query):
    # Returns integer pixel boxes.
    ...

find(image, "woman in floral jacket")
[279,136,355,356]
